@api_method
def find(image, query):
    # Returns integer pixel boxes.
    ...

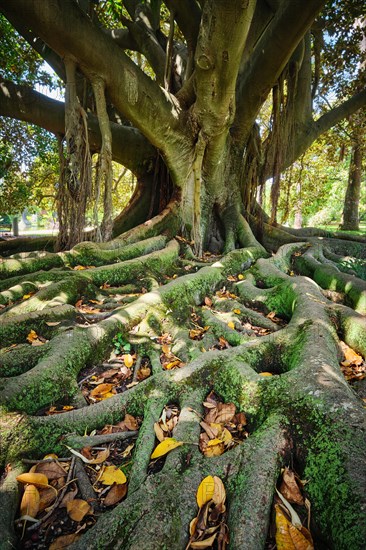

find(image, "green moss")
[304,424,366,549]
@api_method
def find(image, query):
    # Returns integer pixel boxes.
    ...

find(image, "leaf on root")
[35,461,67,480]
[150,437,183,459]
[104,482,127,506]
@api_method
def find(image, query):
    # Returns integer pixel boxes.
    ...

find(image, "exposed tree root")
[0,230,365,550]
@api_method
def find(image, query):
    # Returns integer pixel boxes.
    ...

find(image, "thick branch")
[286,89,366,167]
[233,0,325,142]
[0,0,186,155]
[0,79,156,176]
[193,0,256,138]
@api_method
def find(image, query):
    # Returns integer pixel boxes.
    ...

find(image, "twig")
[65,430,138,449]
[22,458,72,464]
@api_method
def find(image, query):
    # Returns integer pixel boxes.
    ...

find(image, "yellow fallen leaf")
[123,354,134,368]
[164,360,181,370]
[259,372,273,377]
[227,321,235,330]
[17,472,49,488]
[233,309,241,314]
[100,465,127,485]
[161,344,171,354]
[66,499,91,522]
[275,505,314,550]
[20,484,40,518]
[26,330,38,343]
[196,475,215,508]
[150,437,183,459]
[204,441,225,457]
[73,265,86,270]
[221,427,232,445]
[43,453,58,460]
[23,294,32,300]
[190,533,218,548]
[238,274,244,280]
[89,383,114,398]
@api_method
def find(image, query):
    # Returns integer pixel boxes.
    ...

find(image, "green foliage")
[112,332,131,354]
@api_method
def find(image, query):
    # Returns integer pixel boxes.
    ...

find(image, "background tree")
[0,2,365,549]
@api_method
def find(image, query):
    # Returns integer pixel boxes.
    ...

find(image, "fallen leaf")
[259,372,273,377]
[45,321,62,326]
[104,483,127,506]
[123,354,134,368]
[60,485,78,508]
[196,476,215,508]
[150,437,183,459]
[233,309,241,314]
[280,467,304,506]
[66,499,91,522]
[204,297,213,307]
[204,439,225,457]
[38,486,57,512]
[73,265,86,270]
[275,504,314,550]
[189,533,218,548]
[214,402,236,424]
[238,274,244,280]
[227,321,235,330]
[26,330,39,343]
[161,344,171,354]
[100,465,127,485]
[212,476,226,505]
[340,341,363,367]
[89,383,114,398]
[23,293,34,300]
[137,366,151,380]
[123,414,138,431]
[164,360,181,370]
[154,422,166,442]
[49,533,80,549]
[16,472,49,488]
[35,461,67,480]
[20,484,40,518]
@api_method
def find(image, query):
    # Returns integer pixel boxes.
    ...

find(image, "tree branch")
[287,89,366,166]
[233,0,326,143]
[0,79,156,176]
[164,0,201,54]
[0,0,186,156]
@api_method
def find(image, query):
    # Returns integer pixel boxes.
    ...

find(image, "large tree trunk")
[340,142,363,231]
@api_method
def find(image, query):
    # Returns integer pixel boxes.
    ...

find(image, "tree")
[0,2,365,549]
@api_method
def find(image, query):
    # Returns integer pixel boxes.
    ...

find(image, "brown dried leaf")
[123,414,138,431]
[104,483,127,506]
[38,486,57,512]
[280,467,304,506]
[340,341,363,367]
[190,533,218,548]
[60,485,78,508]
[154,422,166,442]
[35,461,67,480]
[49,533,80,549]
[204,297,213,307]
[137,366,151,380]
[215,403,236,424]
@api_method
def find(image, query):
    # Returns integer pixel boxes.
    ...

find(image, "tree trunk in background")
[340,143,362,231]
